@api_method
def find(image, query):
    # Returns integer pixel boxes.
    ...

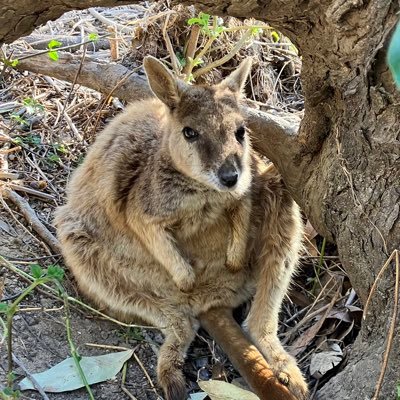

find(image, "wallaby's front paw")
[175,268,195,292]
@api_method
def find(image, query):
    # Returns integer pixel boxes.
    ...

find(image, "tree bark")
[2,0,400,398]
[0,1,139,44]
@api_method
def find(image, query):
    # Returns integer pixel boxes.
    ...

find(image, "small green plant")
[88,32,99,42]
[397,381,400,400]
[47,152,61,164]
[188,12,225,38]
[120,326,144,342]
[53,142,69,155]
[0,387,21,399]
[13,134,41,146]
[9,114,29,128]
[271,30,280,42]
[47,39,62,61]
[1,58,19,67]
[0,265,64,390]
[0,263,95,399]
[182,12,264,82]
[22,97,44,115]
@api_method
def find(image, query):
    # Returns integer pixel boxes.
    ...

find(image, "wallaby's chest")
[171,195,229,238]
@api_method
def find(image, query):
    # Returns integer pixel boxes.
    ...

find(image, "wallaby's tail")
[199,307,299,400]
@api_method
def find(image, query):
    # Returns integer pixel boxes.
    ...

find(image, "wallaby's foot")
[158,364,186,400]
[256,337,308,400]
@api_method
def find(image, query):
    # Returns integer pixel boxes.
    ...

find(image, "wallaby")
[55,56,308,400]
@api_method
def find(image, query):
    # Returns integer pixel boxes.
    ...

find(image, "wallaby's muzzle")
[218,157,239,188]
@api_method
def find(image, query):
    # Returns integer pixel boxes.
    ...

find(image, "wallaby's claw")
[270,354,309,400]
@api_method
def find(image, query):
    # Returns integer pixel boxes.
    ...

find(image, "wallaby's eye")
[182,127,199,142]
[235,126,246,143]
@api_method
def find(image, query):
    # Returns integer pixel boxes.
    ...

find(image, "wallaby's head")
[144,56,252,196]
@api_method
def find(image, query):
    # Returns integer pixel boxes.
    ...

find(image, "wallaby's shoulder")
[96,98,167,153]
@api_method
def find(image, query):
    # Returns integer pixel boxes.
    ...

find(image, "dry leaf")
[309,345,343,379]
[198,380,260,400]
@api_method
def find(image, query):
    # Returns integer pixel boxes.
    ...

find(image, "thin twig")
[371,250,399,400]
[12,353,50,400]
[133,351,160,398]
[121,361,139,400]
[16,35,109,61]
[162,14,180,76]
[1,188,60,253]
[193,29,253,78]
[58,285,95,400]
[7,183,55,202]
[88,8,133,34]
[183,25,200,77]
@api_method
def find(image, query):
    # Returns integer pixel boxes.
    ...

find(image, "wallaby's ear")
[143,56,187,109]
[219,58,252,94]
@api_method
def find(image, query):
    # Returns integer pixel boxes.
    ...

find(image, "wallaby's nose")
[218,162,238,188]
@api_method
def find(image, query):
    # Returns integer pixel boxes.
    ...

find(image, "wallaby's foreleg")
[128,220,195,291]
[226,198,251,272]
[158,317,198,400]
[245,202,308,400]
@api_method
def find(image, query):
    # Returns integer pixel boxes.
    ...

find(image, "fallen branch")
[16,52,152,103]
[22,34,110,52]
[199,307,298,400]
[16,51,301,165]
[1,188,60,254]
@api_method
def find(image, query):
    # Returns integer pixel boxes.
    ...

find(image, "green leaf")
[54,143,69,154]
[198,380,260,400]
[88,33,99,42]
[10,59,19,67]
[48,51,59,62]
[271,31,280,42]
[47,153,61,163]
[19,350,134,392]
[193,58,204,67]
[46,265,64,281]
[188,12,210,28]
[388,22,400,89]
[2,387,20,398]
[251,27,262,36]
[0,302,10,313]
[23,98,44,115]
[47,39,62,50]
[397,381,400,400]
[10,114,29,127]
[30,264,43,279]
[176,51,187,67]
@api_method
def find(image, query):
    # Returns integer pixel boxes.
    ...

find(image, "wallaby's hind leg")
[157,316,198,400]
[245,186,308,400]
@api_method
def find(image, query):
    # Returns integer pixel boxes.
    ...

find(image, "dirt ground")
[0,3,361,400]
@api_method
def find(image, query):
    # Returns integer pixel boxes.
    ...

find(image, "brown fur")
[55,57,308,400]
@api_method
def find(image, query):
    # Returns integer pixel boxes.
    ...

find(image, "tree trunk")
[2,0,399,398]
